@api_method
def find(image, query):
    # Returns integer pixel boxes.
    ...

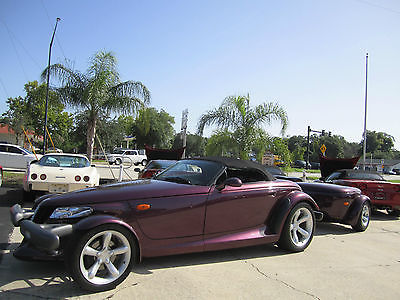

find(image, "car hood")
[298,182,361,196]
[35,179,211,208]
[319,156,360,179]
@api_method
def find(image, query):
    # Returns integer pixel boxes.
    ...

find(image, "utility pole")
[306,126,311,169]
[43,17,61,155]
[306,126,331,168]
[181,109,188,158]
[362,53,369,170]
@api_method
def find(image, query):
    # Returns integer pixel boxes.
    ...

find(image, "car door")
[6,145,26,169]
[204,180,278,235]
[133,185,210,239]
[0,145,9,168]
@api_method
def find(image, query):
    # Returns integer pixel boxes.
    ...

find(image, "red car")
[137,159,177,178]
[10,157,321,291]
[324,169,400,216]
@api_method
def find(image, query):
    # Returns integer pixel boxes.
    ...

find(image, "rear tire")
[141,160,147,166]
[277,202,315,252]
[115,158,122,165]
[352,202,371,231]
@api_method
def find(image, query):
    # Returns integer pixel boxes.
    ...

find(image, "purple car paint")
[10,157,320,292]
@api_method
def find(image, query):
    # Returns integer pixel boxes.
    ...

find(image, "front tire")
[141,159,147,166]
[277,202,315,252]
[352,202,371,231]
[115,158,122,165]
[66,224,136,292]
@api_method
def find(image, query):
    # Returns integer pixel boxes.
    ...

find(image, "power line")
[354,0,400,15]
[0,18,42,70]
[0,78,10,99]
[0,18,30,82]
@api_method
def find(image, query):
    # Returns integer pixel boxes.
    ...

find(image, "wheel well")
[267,195,317,234]
[72,218,141,263]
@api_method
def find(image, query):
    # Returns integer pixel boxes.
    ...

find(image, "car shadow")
[314,222,354,236]
[0,243,290,297]
[134,243,286,275]
[371,210,399,221]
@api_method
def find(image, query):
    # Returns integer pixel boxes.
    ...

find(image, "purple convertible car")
[11,157,322,291]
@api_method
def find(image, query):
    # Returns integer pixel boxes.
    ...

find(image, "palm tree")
[41,51,150,161]
[197,95,288,159]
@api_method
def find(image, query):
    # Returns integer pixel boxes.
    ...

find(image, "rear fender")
[73,215,142,262]
[268,191,319,234]
[344,195,371,226]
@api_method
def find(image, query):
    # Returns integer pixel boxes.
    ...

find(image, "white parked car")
[23,153,100,200]
[0,143,41,170]
[107,149,147,166]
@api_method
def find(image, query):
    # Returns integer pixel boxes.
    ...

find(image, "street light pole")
[362,53,368,170]
[43,17,61,155]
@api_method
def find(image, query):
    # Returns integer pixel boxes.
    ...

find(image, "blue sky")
[1,0,399,150]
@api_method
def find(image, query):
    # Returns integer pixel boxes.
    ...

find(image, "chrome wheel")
[277,203,315,252]
[79,230,131,286]
[361,204,370,227]
[289,207,313,247]
[352,202,371,232]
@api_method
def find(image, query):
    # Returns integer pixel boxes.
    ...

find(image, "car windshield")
[325,171,342,181]
[39,155,90,168]
[155,159,224,186]
[265,166,284,176]
[113,149,126,154]
[147,160,177,169]
[345,172,385,181]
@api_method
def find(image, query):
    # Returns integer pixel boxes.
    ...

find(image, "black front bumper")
[10,204,73,252]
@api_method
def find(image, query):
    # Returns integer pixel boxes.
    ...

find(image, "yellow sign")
[320,144,327,155]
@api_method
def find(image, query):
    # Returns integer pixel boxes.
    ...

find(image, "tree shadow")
[0,188,25,208]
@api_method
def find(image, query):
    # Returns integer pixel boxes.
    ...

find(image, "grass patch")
[283,167,320,173]
[388,180,400,183]
[3,171,25,187]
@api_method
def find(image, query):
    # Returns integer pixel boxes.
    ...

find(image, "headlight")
[49,207,93,219]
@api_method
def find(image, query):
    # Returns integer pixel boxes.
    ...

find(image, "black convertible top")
[190,156,275,181]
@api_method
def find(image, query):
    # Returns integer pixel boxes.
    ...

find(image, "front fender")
[73,215,142,261]
[343,195,371,226]
[268,191,319,234]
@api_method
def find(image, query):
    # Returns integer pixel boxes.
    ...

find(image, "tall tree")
[42,51,150,161]
[131,107,175,148]
[197,95,288,159]
[172,133,207,157]
[1,81,73,148]
[205,129,239,157]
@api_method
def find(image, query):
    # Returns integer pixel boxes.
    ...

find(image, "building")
[0,123,43,148]
[357,158,400,173]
